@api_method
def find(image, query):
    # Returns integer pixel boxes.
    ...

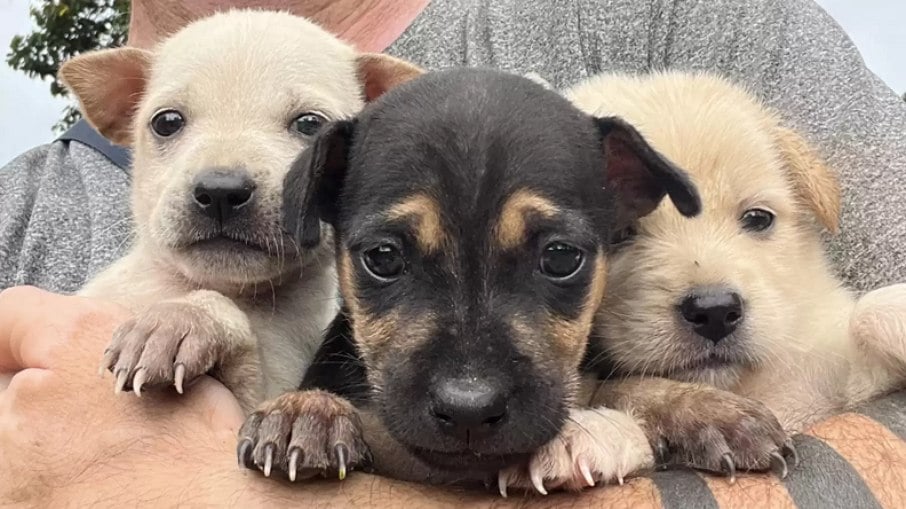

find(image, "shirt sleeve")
[0,142,131,293]
[0,145,54,290]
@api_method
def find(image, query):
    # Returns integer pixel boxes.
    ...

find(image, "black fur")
[289,68,700,477]
[299,309,369,404]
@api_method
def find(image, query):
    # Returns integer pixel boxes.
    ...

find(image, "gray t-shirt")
[2,0,903,295]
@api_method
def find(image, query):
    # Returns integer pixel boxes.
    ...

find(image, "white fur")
[71,11,375,407]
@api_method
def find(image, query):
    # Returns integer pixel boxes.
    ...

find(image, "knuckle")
[5,368,53,398]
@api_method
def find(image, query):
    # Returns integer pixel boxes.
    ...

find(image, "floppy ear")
[283,120,355,249]
[596,116,701,224]
[774,126,841,234]
[58,47,152,146]
[356,53,424,102]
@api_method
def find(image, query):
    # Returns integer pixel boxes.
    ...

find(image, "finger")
[184,376,245,430]
[0,286,64,371]
[4,367,54,393]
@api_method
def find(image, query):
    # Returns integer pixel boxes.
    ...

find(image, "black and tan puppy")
[236,68,701,489]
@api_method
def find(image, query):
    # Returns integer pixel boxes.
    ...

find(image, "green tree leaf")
[6,0,130,132]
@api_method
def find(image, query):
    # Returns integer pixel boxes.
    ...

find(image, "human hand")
[0,286,244,506]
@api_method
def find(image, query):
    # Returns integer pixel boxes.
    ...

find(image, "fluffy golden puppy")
[565,71,906,473]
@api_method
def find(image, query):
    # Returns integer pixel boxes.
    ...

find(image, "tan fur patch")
[547,254,607,367]
[338,249,434,368]
[356,312,400,358]
[774,126,841,233]
[59,47,152,145]
[387,194,448,253]
[338,249,360,315]
[495,190,560,250]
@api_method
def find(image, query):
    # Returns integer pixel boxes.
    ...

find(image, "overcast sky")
[1,0,904,166]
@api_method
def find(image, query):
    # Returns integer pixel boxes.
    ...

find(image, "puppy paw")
[100,301,236,396]
[497,407,653,496]
[654,388,796,481]
[237,390,371,481]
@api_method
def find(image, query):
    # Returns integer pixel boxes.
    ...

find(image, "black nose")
[430,378,508,442]
[679,288,744,343]
[191,168,256,223]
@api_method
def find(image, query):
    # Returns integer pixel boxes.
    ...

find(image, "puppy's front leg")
[592,377,795,480]
[237,390,372,481]
[498,404,654,495]
[850,283,906,387]
[100,289,261,412]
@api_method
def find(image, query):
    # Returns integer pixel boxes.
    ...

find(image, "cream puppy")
[59,10,421,412]
[565,71,906,473]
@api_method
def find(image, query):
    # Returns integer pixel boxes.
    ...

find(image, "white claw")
[288,449,299,482]
[264,446,273,477]
[174,364,186,394]
[114,370,128,394]
[133,369,146,397]
[578,458,595,487]
[530,468,548,495]
[618,475,625,486]
[498,471,508,498]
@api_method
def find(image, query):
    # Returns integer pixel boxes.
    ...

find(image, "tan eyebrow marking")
[386,193,448,253]
[495,189,560,250]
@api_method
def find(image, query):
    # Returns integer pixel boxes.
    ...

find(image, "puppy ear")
[283,120,355,249]
[596,116,701,223]
[774,126,841,234]
[58,47,152,146]
[356,53,424,102]
[523,72,555,90]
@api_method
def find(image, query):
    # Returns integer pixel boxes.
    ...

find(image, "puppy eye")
[150,109,185,138]
[362,244,406,281]
[539,242,585,280]
[292,113,327,136]
[740,208,775,233]
[609,225,637,247]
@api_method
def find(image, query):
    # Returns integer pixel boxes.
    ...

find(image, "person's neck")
[127,0,430,52]
[305,0,429,52]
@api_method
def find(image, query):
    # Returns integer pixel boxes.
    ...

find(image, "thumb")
[184,376,246,431]
[0,286,62,371]
[0,286,130,372]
